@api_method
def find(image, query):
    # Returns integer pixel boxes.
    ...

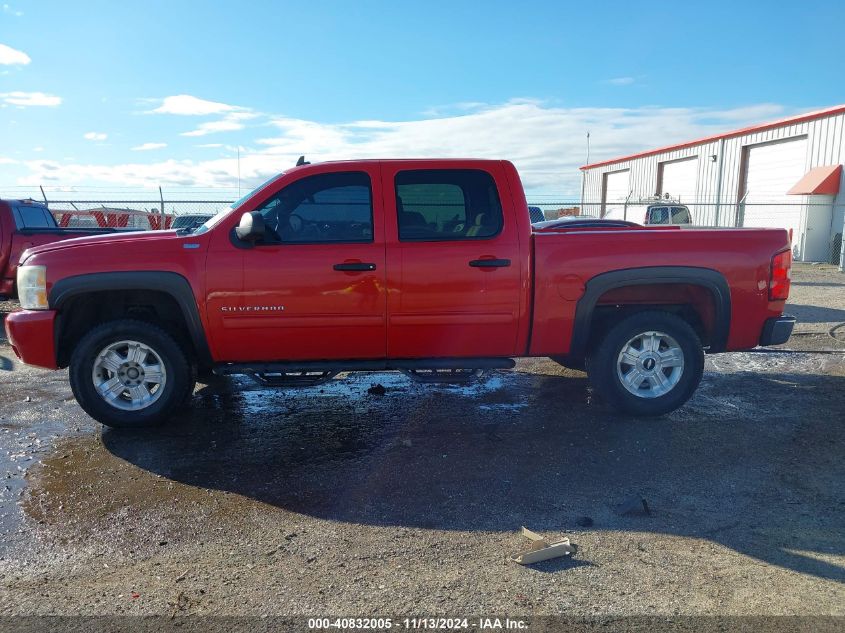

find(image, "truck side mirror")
[235,211,266,242]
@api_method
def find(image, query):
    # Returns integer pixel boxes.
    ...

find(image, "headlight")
[17,265,48,310]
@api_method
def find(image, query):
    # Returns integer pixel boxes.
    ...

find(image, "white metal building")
[580,105,845,262]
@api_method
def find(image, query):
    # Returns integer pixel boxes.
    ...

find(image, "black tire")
[585,310,704,416]
[69,319,193,428]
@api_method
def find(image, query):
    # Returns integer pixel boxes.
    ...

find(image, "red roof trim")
[580,104,845,171]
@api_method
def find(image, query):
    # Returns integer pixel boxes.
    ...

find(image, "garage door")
[659,157,698,203]
[742,137,807,249]
[602,169,630,217]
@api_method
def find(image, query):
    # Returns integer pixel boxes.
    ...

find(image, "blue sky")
[1,0,843,198]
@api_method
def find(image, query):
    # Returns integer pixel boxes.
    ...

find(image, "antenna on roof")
[296,155,310,166]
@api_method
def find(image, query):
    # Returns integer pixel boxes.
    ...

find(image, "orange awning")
[787,164,842,195]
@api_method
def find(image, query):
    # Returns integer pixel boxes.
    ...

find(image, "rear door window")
[395,169,503,241]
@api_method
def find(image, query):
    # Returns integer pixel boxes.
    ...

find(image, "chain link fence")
[20,193,844,266]
[529,197,844,266]
[45,199,233,230]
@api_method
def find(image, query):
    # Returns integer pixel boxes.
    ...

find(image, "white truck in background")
[604,195,693,226]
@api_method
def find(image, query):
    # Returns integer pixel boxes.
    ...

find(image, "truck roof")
[293,158,506,167]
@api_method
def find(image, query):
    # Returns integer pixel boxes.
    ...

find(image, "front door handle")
[333,262,377,272]
[469,258,511,268]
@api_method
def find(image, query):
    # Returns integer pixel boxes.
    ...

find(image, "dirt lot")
[0,264,843,619]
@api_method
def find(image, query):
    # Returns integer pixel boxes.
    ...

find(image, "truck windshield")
[231,172,286,211]
[192,172,286,235]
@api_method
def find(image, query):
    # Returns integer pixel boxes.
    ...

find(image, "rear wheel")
[69,319,193,428]
[586,311,704,416]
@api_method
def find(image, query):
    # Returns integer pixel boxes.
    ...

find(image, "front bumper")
[4,310,59,369]
[759,315,796,347]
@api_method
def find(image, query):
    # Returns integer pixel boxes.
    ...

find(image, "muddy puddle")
[10,350,845,548]
[16,366,588,543]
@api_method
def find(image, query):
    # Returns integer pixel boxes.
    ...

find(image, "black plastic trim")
[333,262,377,271]
[215,357,516,376]
[759,315,795,346]
[569,266,732,361]
[49,271,212,367]
[469,259,511,268]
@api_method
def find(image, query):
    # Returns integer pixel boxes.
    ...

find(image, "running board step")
[247,370,338,387]
[400,368,485,384]
[215,357,515,377]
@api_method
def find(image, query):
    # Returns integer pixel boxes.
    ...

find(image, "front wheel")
[586,311,704,416]
[69,319,193,428]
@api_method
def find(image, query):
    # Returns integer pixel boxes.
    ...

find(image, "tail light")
[769,249,792,300]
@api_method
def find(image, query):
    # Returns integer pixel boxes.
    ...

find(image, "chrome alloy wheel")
[616,330,684,399]
[91,340,167,411]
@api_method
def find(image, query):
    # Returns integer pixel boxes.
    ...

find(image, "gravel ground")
[786,263,845,336]
[0,266,842,619]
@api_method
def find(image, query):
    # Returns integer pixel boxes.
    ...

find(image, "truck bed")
[529,226,791,356]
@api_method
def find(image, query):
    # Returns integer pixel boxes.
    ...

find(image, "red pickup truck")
[5,159,795,428]
[0,199,130,299]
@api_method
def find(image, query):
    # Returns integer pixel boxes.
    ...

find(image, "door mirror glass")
[235,211,266,241]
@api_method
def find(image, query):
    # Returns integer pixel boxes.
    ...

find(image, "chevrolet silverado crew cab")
[5,159,795,428]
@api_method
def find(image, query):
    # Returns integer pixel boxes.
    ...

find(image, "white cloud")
[14,101,792,195]
[150,94,244,116]
[180,111,259,137]
[197,143,224,148]
[604,77,636,86]
[0,156,16,164]
[181,119,245,137]
[0,43,29,65]
[83,132,108,141]
[131,142,167,151]
[147,95,258,136]
[2,4,24,16]
[0,91,61,107]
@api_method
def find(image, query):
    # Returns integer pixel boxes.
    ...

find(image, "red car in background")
[0,199,142,299]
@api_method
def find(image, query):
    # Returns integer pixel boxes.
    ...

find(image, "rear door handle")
[333,262,377,271]
[469,258,511,268]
